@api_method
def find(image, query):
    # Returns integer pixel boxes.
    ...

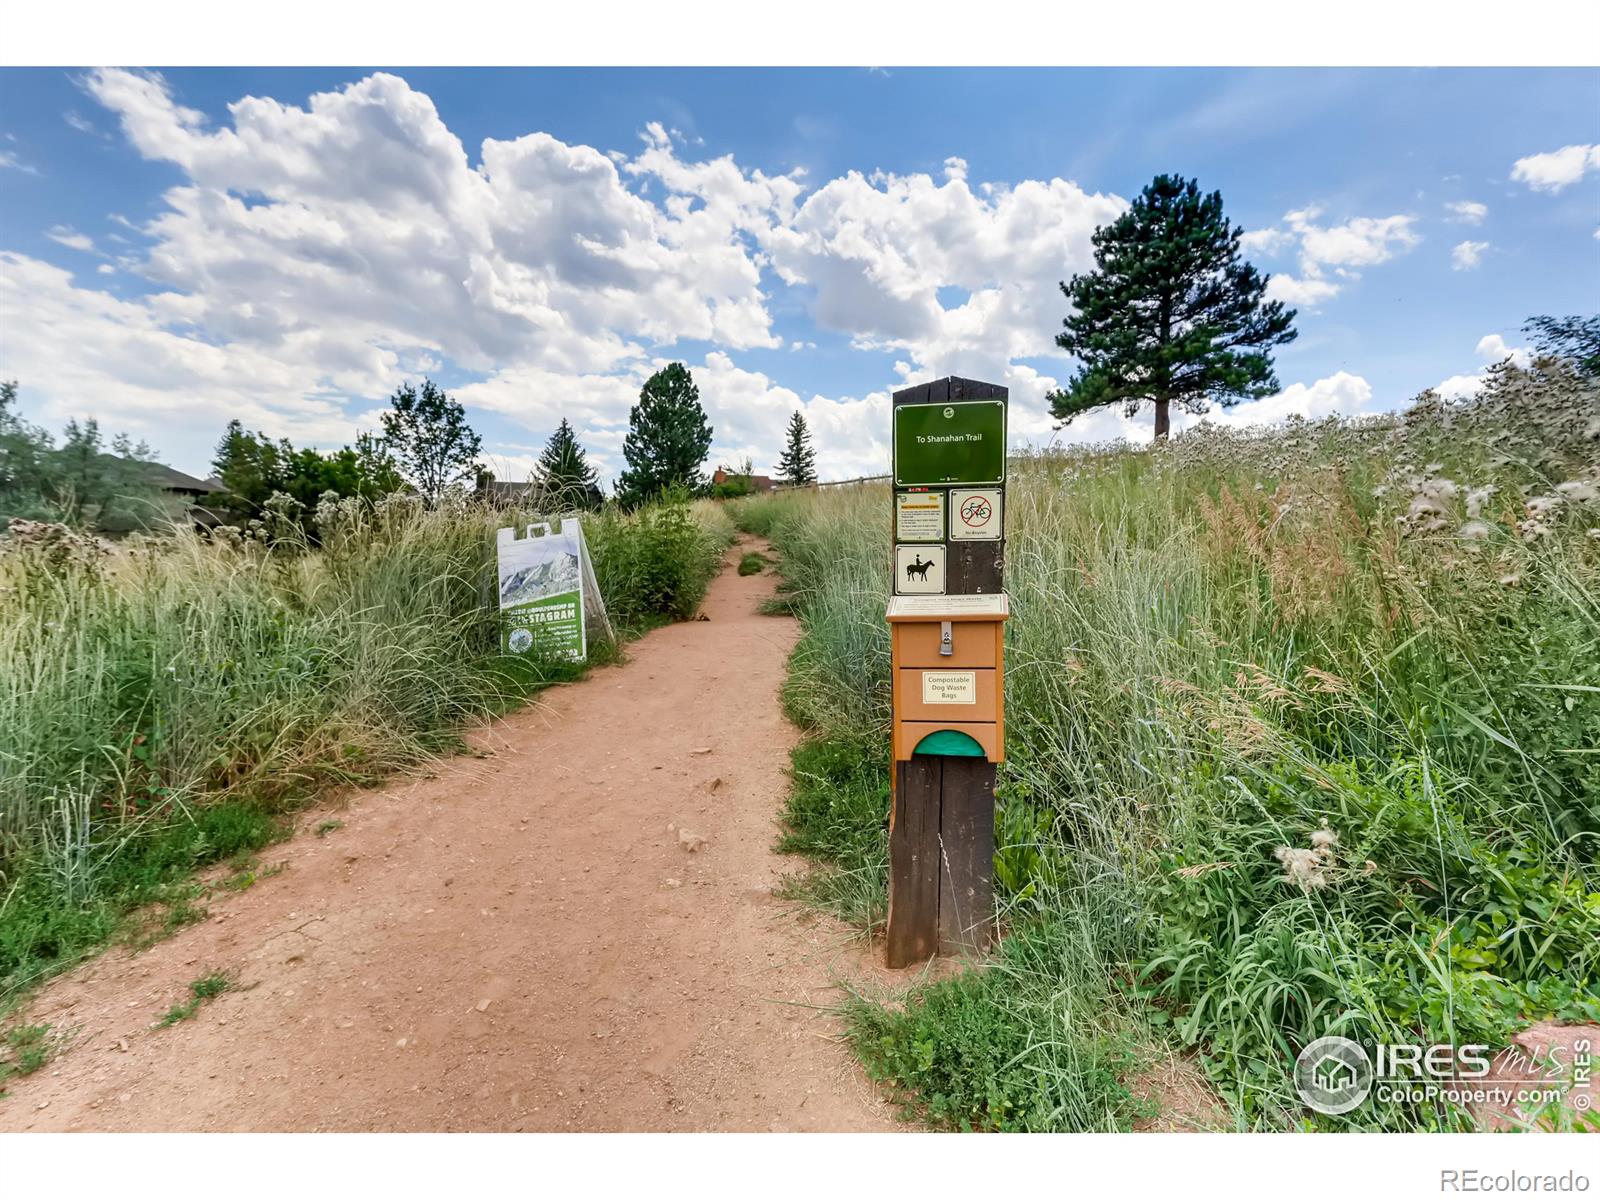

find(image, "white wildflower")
[1465,486,1494,519]
[1274,846,1329,891]
[1458,519,1492,541]
[1309,824,1339,857]
[1555,479,1598,504]
[1407,495,1445,520]
[1526,494,1563,516]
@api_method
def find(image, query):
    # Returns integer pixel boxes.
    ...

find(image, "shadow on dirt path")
[2,536,901,1132]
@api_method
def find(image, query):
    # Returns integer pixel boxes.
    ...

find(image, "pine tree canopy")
[535,418,601,510]
[1048,174,1297,440]
[777,409,817,485]
[615,363,713,508]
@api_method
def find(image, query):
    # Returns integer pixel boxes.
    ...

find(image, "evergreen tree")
[1049,174,1297,440]
[381,379,483,504]
[615,363,713,508]
[534,418,601,510]
[777,409,817,485]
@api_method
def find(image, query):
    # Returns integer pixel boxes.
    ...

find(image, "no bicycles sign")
[949,488,1002,541]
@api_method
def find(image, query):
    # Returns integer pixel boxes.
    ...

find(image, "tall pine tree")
[534,418,601,510]
[777,410,817,485]
[1049,174,1297,440]
[615,363,713,508]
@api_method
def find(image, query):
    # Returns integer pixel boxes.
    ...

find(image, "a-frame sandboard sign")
[495,516,613,661]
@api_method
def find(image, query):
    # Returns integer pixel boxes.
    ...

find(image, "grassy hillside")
[0,493,732,1004]
[736,359,1600,1131]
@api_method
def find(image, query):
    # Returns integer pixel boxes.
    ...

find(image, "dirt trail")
[3,538,900,1132]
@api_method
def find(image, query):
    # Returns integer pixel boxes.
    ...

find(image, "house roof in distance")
[109,456,223,494]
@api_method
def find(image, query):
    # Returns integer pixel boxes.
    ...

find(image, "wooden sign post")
[885,377,1007,967]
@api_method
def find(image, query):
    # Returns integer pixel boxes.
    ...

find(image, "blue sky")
[1,66,1596,483]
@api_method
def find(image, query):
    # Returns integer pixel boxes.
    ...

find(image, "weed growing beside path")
[156,970,238,1027]
[0,493,730,1005]
[737,359,1600,1131]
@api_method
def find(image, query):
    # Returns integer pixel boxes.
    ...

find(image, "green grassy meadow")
[0,492,732,1005]
[735,359,1600,1131]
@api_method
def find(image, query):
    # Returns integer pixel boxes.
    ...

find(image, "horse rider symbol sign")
[894,543,947,594]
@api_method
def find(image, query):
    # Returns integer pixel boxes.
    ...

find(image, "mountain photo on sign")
[499,536,580,609]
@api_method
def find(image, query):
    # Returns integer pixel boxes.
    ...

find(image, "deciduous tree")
[381,379,483,504]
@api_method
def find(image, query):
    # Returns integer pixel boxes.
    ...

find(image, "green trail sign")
[893,399,1006,487]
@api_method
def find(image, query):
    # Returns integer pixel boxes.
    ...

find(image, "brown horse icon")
[904,554,934,582]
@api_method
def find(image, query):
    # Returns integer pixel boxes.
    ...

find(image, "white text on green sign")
[893,400,1006,487]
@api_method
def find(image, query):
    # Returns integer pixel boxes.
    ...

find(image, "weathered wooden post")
[885,376,1007,967]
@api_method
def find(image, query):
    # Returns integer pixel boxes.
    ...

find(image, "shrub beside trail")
[0,492,731,1003]
[737,359,1600,1131]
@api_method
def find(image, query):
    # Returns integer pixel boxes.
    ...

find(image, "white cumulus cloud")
[1265,274,1342,307]
[1237,205,1420,308]
[1451,240,1489,270]
[1511,144,1600,193]
[1445,199,1487,224]
[1285,207,1420,271]
[1,68,1369,484]
[1177,371,1375,432]
[1433,333,1533,401]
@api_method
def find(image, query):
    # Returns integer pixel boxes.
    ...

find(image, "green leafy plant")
[0,1022,61,1085]
[156,970,237,1027]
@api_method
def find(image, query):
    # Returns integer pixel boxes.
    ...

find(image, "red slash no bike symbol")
[960,495,993,528]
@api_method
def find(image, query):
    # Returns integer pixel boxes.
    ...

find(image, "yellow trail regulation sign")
[894,490,945,542]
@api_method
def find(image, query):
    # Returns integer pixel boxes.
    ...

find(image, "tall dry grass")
[0,491,731,998]
[740,358,1600,1130]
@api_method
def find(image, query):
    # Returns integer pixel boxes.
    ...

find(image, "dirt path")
[2,538,901,1132]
